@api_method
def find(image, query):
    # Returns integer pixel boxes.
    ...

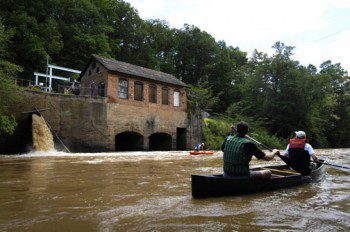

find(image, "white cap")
[295,131,306,138]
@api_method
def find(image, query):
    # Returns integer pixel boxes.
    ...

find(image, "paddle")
[245,135,273,152]
[316,161,350,170]
[246,135,350,170]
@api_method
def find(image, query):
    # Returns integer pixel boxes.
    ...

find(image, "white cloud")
[127,0,350,72]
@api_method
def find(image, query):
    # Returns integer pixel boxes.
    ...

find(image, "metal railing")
[14,78,107,98]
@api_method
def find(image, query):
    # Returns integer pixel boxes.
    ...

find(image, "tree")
[173,24,219,85]
[234,42,324,140]
[318,61,350,147]
[186,82,219,116]
[206,41,248,112]
[0,0,63,77]
[0,18,22,134]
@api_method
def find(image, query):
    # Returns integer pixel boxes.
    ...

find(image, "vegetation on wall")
[0,0,349,147]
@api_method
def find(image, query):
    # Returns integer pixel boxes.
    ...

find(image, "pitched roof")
[80,54,186,87]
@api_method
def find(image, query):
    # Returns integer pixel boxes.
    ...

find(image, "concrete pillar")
[143,135,149,151]
[106,129,115,151]
[172,134,177,150]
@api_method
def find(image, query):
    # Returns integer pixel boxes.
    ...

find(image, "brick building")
[78,55,190,151]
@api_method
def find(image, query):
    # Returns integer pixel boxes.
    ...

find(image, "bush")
[203,116,287,150]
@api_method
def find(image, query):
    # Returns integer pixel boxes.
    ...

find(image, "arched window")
[118,78,128,99]
[98,82,105,97]
[149,84,157,103]
[174,89,181,107]
[162,87,169,105]
[134,81,143,101]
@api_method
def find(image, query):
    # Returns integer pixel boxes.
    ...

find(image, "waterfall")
[32,114,54,151]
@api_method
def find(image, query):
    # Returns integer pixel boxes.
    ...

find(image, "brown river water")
[0,149,349,231]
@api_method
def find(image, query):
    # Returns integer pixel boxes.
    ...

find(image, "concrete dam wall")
[0,90,202,153]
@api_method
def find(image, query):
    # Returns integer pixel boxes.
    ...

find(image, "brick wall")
[106,72,187,112]
[80,61,108,96]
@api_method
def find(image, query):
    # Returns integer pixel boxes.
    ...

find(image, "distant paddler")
[193,143,205,152]
[222,122,280,179]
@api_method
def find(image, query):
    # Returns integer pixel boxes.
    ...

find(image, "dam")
[0,90,202,153]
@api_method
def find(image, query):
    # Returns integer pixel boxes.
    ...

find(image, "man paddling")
[222,122,280,179]
[279,131,319,175]
[194,143,205,151]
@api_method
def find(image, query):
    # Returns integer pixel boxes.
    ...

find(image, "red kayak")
[189,151,215,155]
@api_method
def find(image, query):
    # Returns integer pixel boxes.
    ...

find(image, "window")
[134,82,143,101]
[89,83,96,96]
[162,87,169,105]
[96,67,100,73]
[88,70,91,76]
[174,90,181,107]
[118,78,128,99]
[149,85,157,103]
[98,82,105,97]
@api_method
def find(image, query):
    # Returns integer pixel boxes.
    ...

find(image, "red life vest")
[289,138,306,149]
[287,138,311,175]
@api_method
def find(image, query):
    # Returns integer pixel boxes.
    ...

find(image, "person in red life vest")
[280,131,319,175]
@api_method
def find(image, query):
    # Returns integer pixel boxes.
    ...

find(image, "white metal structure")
[34,64,81,92]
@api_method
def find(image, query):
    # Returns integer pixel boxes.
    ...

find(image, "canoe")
[191,159,327,198]
[189,151,215,155]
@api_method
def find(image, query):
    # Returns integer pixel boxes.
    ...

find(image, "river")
[0,149,349,231]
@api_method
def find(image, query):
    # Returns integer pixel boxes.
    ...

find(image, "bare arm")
[280,153,289,158]
[262,149,280,161]
[311,154,318,163]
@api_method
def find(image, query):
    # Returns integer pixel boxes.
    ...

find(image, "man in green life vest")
[222,122,280,179]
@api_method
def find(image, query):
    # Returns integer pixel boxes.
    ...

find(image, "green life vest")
[223,135,252,175]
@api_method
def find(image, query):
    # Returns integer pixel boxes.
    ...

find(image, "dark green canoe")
[191,159,327,198]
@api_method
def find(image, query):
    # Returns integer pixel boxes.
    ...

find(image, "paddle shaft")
[318,161,350,170]
[245,135,273,152]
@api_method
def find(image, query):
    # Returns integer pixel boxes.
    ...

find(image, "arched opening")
[149,133,172,151]
[115,131,144,151]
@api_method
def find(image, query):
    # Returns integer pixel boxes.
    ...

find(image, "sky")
[126,0,350,73]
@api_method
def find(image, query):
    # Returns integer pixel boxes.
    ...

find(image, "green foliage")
[0,115,17,135]
[186,82,220,116]
[0,18,21,135]
[203,118,231,150]
[202,117,285,150]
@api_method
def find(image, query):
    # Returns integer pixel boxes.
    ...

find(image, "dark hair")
[236,121,249,135]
